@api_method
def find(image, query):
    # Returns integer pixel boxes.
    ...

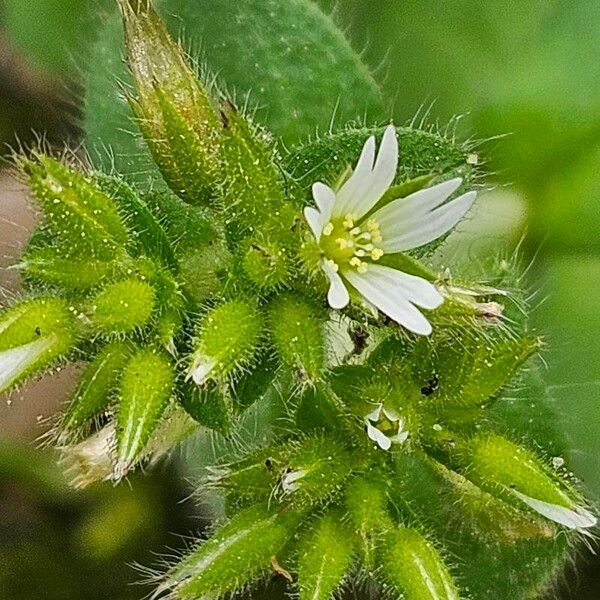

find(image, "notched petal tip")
[514,491,597,531]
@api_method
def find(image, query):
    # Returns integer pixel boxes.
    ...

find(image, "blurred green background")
[0,0,599,598]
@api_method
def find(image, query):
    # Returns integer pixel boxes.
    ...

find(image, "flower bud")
[465,434,596,531]
[268,294,326,384]
[59,341,133,439]
[0,298,77,393]
[159,504,301,599]
[24,156,129,260]
[297,512,355,600]
[118,0,222,204]
[380,528,459,600]
[189,298,264,385]
[91,278,156,335]
[114,347,175,478]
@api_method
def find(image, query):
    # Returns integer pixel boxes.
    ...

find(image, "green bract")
[0,1,594,598]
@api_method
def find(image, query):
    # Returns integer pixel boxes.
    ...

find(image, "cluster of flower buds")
[0,1,594,598]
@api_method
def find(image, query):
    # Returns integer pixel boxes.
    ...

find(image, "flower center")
[320,214,384,273]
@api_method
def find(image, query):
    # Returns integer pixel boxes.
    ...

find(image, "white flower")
[304,124,477,335]
[364,404,409,451]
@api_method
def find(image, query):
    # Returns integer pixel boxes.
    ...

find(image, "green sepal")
[59,341,134,438]
[379,527,460,600]
[24,156,129,260]
[297,511,355,600]
[268,293,327,385]
[93,173,178,271]
[189,298,264,385]
[114,347,175,476]
[0,297,77,393]
[377,251,438,281]
[20,248,119,292]
[221,103,291,237]
[166,503,301,599]
[345,476,392,569]
[231,354,279,411]
[206,445,283,506]
[91,278,157,335]
[280,434,355,507]
[295,384,346,434]
[178,381,232,436]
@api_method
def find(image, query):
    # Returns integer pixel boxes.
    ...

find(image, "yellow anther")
[326,259,339,272]
[349,257,362,269]
[322,222,334,236]
[357,263,369,274]
[343,214,357,228]
[336,238,347,249]
[366,219,380,232]
[371,248,384,261]
[372,234,383,244]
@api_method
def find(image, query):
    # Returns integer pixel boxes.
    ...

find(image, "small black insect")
[35,327,42,336]
[420,373,439,396]
[264,458,274,471]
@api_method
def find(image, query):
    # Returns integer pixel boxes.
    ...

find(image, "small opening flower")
[304,124,477,335]
[364,404,409,451]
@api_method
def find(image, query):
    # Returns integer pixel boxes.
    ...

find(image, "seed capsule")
[118,0,222,204]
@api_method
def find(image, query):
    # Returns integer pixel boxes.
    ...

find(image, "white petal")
[191,355,216,385]
[365,404,383,422]
[0,337,55,392]
[513,491,597,530]
[312,182,336,224]
[333,135,376,218]
[365,124,399,212]
[322,260,350,309]
[379,191,477,253]
[361,265,443,310]
[304,206,325,242]
[344,268,433,335]
[334,126,398,220]
[372,177,462,226]
[366,422,392,451]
